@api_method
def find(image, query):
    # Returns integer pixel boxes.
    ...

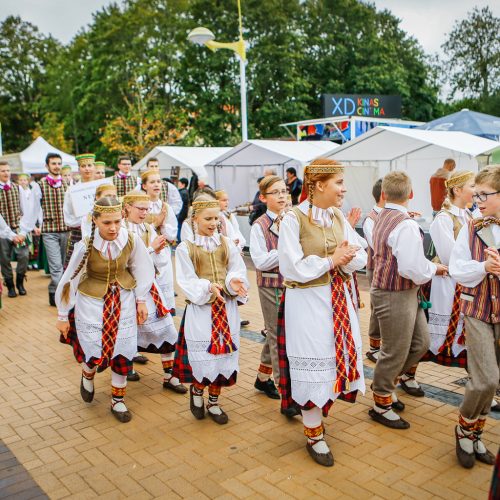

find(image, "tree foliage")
[442,6,500,99]
[1,0,444,161]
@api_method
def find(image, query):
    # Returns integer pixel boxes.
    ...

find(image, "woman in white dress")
[425,171,475,367]
[56,196,153,423]
[173,199,249,425]
[122,190,187,394]
[277,159,367,467]
[215,190,246,251]
[140,170,178,313]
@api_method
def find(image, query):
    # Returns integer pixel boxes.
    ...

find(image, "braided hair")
[61,196,120,304]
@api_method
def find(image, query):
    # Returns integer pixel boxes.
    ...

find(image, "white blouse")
[249,210,280,271]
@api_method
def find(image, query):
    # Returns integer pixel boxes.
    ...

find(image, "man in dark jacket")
[286,167,303,205]
[177,177,189,241]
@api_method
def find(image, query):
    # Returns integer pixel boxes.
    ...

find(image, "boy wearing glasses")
[450,165,500,469]
[249,176,298,416]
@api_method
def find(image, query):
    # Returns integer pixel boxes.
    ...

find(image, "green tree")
[442,6,500,99]
[0,16,60,152]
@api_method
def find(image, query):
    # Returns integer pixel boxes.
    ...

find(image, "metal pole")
[239,57,248,141]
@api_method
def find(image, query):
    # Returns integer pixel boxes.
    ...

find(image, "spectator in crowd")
[430,159,456,215]
[286,167,303,205]
[177,177,190,241]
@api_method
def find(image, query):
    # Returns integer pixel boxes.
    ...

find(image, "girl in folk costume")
[277,159,367,467]
[55,196,154,423]
[140,170,178,313]
[180,192,217,242]
[424,171,476,368]
[173,199,249,424]
[122,191,187,394]
[81,184,118,239]
[63,154,96,267]
[215,190,246,251]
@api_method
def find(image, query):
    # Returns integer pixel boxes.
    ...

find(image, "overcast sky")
[1,0,499,55]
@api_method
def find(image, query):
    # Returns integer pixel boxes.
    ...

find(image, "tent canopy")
[322,126,500,220]
[419,109,500,141]
[0,136,77,175]
[133,146,231,183]
[206,140,340,208]
[207,139,338,167]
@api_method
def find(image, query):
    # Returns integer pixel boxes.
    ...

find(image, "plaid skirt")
[64,227,82,269]
[421,348,467,369]
[59,308,130,376]
[277,290,357,418]
[172,310,237,387]
[491,447,500,500]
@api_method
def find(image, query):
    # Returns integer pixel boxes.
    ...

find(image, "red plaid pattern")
[172,310,237,387]
[60,309,130,375]
[439,284,465,355]
[331,271,360,393]
[277,291,357,418]
[95,283,121,367]
[207,297,237,355]
[346,272,362,311]
[150,283,169,318]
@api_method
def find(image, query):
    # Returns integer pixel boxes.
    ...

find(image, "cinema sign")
[322,94,402,118]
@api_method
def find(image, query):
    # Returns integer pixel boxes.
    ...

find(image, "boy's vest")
[254,213,283,288]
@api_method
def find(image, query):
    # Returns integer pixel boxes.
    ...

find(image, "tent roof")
[133,146,231,178]
[419,109,500,140]
[207,139,339,167]
[322,126,500,162]
[0,136,77,174]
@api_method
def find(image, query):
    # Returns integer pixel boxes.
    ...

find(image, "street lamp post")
[187,0,248,141]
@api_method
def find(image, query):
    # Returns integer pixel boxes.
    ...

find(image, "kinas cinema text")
[322,94,402,119]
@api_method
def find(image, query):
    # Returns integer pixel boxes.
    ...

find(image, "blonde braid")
[307,183,315,225]
[61,219,95,304]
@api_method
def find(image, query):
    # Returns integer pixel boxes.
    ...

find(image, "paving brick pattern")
[0,261,498,499]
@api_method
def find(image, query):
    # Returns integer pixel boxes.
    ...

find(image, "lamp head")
[187,27,215,46]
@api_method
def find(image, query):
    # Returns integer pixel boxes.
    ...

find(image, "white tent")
[207,139,340,207]
[0,137,77,175]
[133,146,231,185]
[321,126,500,220]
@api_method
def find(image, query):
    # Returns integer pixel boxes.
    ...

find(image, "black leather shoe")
[189,385,205,420]
[455,426,475,469]
[306,441,334,467]
[6,279,17,298]
[163,379,188,394]
[132,354,149,364]
[111,403,132,423]
[127,370,140,382]
[240,320,250,327]
[392,400,405,412]
[207,406,229,425]
[281,403,301,418]
[366,351,379,363]
[16,274,27,295]
[369,408,410,429]
[491,401,500,412]
[80,376,94,403]
[400,379,425,397]
[254,378,280,399]
[49,292,56,307]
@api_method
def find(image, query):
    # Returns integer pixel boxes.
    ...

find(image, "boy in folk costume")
[140,157,183,215]
[63,154,96,267]
[363,179,384,362]
[140,170,178,313]
[112,156,137,197]
[250,175,300,412]
[278,159,367,467]
[424,171,476,368]
[32,153,71,306]
[216,190,247,251]
[369,172,447,429]
[122,191,186,394]
[173,199,249,424]
[449,165,500,469]
[55,196,154,423]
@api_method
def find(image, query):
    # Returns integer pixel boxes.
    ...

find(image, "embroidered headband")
[445,171,475,189]
[61,165,72,172]
[76,153,96,164]
[93,201,122,214]
[192,200,220,212]
[122,190,150,204]
[95,161,106,167]
[141,169,160,182]
[304,164,345,175]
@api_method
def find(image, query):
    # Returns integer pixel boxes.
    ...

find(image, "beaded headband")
[122,191,150,204]
[141,169,160,181]
[192,200,220,212]
[95,161,106,167]
[445,171,474,189]
[304,164,344,175]
[93,202,122,214]
[76,153,96,164]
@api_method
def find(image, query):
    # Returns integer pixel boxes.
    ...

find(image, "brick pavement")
[0,262,498,499]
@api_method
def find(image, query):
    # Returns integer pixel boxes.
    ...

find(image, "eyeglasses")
[472,191,500,202]
[132,206,149,212]
[265,189,288,196]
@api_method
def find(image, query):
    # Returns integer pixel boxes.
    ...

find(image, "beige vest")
[432,209,466,264]
[145,201,168,229]
[78,233,136,298]
[186,238,230,303]
[284,206,345,289]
